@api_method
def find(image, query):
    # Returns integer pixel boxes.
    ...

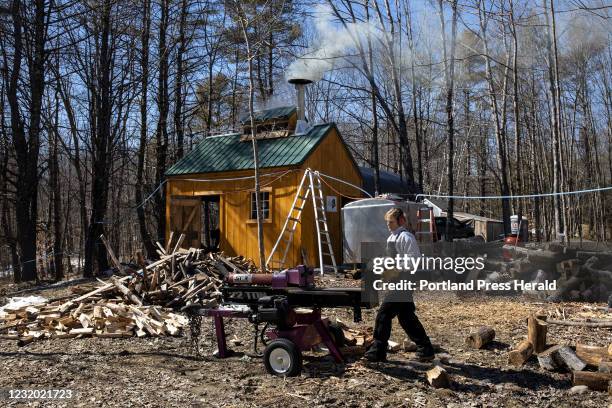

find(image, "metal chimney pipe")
[288,78,313,122]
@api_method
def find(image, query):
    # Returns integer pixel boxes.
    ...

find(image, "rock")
[568,385,589,395]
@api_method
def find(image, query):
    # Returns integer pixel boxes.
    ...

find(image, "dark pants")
[371,301,431,353]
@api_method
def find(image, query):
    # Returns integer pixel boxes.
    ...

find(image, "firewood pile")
[505,313,612,393]
[0,234,259,345]
[480,242,612,302]
[0,298,190,345]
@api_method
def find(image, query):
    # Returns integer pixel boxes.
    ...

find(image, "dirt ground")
[1,277,611,408]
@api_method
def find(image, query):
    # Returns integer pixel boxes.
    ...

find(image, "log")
[17,336,34,347]
[576,251,612,265]
[547,319,612,328]
[110,277,143,306]
[172,233,186,254]
[538,345,563,371]
[164,231,175,253]
[528,315,548,353]
[69,327,94,335]
[572,371,612,391]
[136,250,148,291]
[576,344,609,367]
[465,326,495,349]
[426,366,450,388]
[155,242,167,256]
[508,340,533,366]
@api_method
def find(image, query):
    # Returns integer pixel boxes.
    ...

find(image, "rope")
[318,175,366,200]
[415,185,612,201]
[317,171,373,198]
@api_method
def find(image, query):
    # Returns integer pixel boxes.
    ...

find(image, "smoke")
[286,4,382,82]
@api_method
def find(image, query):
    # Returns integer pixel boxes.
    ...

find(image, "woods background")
[0,0,611,282]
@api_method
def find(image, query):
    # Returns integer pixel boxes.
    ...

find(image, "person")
[364,207,435,362]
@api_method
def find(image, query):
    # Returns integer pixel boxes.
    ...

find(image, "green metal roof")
[166,123,334,176]
[240,106,296,124]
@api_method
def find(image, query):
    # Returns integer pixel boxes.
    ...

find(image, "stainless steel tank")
[342,198,423,264]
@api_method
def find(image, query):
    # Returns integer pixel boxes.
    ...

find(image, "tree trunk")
[439,0,458,241]
[84,0,113,277]
[7,0,47,281]
[155,0,170,247]
[135,0,157,259]
[174,0,188,159]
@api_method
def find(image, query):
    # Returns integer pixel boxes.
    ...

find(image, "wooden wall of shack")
[165,127,363,269]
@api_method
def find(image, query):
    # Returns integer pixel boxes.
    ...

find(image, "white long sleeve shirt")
[387,226,421,259]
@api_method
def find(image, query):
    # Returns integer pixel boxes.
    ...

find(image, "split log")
[508,340,533,366]
[576,344,609,367]
[136,250,148,291]
[555,346,586,371]
[110,277,143,306]
[572,371,612,391]
[538,345,563,371]
[528,315,548,353]
[69,327,94,335]
[17,336,34,346]
[99,234,126,275]
[164,231,175,253]
[426,366,450,388]
[465,326,495,349]
[171,233,186,254]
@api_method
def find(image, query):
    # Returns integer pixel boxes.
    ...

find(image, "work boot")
[364,342,387,362]
[414,344,435,362]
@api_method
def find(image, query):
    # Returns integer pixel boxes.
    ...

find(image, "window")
[250,191,270,220]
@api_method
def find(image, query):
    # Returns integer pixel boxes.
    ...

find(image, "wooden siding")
[166,167,303,267]
[165,127,363,268]
[299,127,363,267]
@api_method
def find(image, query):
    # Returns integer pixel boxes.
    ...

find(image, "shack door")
[170,197,202,249]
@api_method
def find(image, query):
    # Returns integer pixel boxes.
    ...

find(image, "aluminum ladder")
[266,169,338,274]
